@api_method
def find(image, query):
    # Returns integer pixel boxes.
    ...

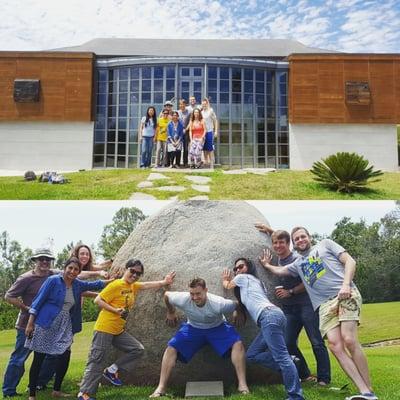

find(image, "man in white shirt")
[149,278,249,397]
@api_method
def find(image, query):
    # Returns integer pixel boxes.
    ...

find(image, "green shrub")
[310,152,383,193]
[0,297,99,331]
[0,300,19,330]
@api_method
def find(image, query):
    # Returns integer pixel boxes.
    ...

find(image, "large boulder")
[110,201,282,385]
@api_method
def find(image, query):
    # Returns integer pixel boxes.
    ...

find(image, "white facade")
[0,122,94,171]
[289,123,398,171]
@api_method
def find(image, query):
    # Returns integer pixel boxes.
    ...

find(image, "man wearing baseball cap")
[159,100,174,118]
[2,248,58,397]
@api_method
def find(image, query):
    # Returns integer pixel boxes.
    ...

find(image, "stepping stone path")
[154,186,186,192]
[137,181,153,188]
[130,168,273,199]
[147,172,170,181]
[191,184,210,193]
[185,175,212,184]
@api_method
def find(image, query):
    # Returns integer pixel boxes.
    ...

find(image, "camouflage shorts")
[319,287,362,338]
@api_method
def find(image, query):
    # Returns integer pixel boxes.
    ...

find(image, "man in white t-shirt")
[149,278,249,397]
[260,226,377,400]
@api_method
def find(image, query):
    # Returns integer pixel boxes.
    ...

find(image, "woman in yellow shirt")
[155,109,170,167]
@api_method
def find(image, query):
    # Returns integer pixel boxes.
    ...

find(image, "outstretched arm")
[255,223,274,235]
[259,249,291,276]
[140,271,176,290]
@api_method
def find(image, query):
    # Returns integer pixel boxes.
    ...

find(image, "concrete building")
[0,39,399,171]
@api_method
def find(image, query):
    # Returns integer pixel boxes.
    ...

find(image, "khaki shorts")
[319,287,362,338]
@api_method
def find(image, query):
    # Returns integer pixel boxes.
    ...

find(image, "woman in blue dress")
[25,257,108,400]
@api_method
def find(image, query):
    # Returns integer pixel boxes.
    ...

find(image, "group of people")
[138,96,218,169]
[2,226,377,400]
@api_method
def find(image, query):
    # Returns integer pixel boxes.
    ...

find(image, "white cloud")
[0,0,398,52]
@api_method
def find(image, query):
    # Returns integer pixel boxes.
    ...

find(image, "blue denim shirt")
[29,274,105,334]
[167,120,184,143]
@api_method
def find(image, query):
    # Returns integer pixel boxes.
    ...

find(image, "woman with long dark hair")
[71,244,111,279]
[139,106,157,168]
[222,258,304,400]
[25,257,109,400]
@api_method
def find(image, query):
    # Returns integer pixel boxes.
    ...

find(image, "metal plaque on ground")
[185,381,224,397]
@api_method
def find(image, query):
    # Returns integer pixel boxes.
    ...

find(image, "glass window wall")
[94,62,288,168]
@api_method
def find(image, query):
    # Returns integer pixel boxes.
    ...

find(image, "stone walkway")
[130,171,211,200]
[129,167,277,200]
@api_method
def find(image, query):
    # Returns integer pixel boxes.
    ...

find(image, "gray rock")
[137,181,154,188]
[152,185,186,192]
[147,173,170,181]
[111,201,282,385]
[191,184,210,193]
[185,175,212,184]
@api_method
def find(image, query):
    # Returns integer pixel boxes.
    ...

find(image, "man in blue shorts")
[149,278,249,397]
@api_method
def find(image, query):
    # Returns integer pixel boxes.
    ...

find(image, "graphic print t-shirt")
[94,279,143,335]
[287,239,356,310]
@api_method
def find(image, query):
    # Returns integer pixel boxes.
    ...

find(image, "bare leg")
[231,341,249,394]
[326,326,370,393]
[149,347,177,397]
[341,321,372,391]
[203,151,210,166]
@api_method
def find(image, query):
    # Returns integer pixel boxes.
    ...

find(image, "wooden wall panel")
[0,52,93,121]
[289,54,400,124]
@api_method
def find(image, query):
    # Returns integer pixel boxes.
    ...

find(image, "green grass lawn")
[0,169,399,200]
[1,302,399,399]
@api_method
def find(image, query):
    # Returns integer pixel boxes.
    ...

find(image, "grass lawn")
[1,302,399,399]
[0,169,399,200]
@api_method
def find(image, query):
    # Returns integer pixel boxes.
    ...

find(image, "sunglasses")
[233,263,246,273]
[37,257,52,262]
[129,268,143,276]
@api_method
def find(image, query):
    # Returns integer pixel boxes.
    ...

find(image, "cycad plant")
[310,152,383,193]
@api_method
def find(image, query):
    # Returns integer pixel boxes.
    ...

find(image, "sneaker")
[345,394,378,400]
[290,355,301,368]
[77,394,96,400]
[102,369,122,386]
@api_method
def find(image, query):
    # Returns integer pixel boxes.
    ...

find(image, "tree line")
[1,204,399,330]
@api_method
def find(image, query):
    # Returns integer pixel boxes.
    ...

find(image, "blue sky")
[0,201,396,256]
[1,0,399,52]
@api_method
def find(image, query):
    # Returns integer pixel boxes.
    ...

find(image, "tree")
[0,231,33,296]
[55,241,75,269]
[329,208,400,303]
[98,207,147,259]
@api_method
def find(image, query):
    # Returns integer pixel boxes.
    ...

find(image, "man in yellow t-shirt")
[78,260,176,400]
[155,109,170,167]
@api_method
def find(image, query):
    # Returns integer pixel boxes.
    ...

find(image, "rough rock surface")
[110,201,283,385]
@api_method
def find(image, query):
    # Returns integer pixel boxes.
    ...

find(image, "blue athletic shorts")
[168,322,241,363]
[203,131,214,151]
